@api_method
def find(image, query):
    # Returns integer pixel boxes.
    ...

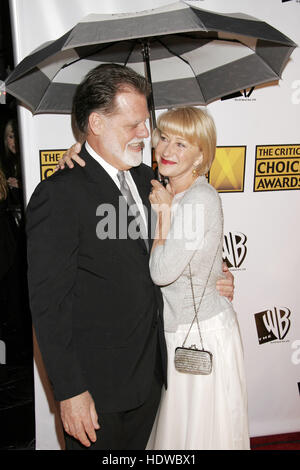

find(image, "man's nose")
[136,122,149,139]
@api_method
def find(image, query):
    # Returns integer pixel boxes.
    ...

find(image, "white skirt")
[147,309,250,450]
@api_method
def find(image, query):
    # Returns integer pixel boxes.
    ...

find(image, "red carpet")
[250,432,300,450]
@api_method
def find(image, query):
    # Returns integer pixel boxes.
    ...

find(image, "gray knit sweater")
[149,175,233,333]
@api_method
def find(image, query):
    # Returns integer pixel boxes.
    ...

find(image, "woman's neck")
[169,174,198,195]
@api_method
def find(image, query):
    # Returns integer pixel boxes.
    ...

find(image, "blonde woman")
[147,107,249,450]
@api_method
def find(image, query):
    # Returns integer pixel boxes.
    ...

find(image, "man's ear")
[88,112,103,136]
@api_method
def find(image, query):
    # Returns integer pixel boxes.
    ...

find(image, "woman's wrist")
[156,208,171,243]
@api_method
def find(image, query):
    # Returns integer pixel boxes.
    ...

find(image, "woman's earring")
[192,168,198,177]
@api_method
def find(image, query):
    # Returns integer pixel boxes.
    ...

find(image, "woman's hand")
[55,142,85,171]
[149,180,174,247]
[149,179,174,213]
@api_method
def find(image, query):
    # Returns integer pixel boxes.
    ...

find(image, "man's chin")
[124,152,142,167]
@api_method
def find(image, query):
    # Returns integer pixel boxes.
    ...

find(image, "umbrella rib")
[124,40,138,66]
[157,38,206,101]
[173,32,241,45]
[172,32,215,41]
[157,38,190,66]
[60,41,125,70]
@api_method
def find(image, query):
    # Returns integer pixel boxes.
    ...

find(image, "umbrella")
[2,1,296,134]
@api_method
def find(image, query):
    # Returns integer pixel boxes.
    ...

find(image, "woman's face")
[155,130,202,179]
[5,124,16,154]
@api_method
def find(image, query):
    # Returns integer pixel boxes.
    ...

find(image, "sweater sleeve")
[149,184,220,286]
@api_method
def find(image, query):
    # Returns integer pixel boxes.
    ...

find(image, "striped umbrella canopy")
[2,1,296,132]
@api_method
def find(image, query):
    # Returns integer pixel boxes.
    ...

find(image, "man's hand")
[55,142,85,171]
[216,263,234,302]
[60,390,100,447]
[7,177,19,188]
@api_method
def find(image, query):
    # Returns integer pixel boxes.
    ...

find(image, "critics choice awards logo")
[223,232,247,270]
[208,146,246,193]
[254,144,300,192]
[40,149,66,180]
[254,307,291,345]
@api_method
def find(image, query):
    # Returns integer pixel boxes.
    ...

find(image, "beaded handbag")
[174,239,221,375]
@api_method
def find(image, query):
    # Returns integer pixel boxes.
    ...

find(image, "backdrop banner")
[9,0,300,450]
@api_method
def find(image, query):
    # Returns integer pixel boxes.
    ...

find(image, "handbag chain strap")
[182,237,222,350]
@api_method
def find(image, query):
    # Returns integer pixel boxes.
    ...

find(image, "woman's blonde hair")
[0,168,7,201]
[153,107,217,175]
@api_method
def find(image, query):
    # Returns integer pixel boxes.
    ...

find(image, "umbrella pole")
[142,41,166,182]
[142,41,156,134]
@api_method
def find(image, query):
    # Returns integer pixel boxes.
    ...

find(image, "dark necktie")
[117,170,149,251]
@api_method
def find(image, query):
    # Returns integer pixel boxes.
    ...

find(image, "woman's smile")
[161,157,176,165]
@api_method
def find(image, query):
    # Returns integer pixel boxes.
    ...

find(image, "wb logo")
[254,307,291,345]
[223,232,247,269]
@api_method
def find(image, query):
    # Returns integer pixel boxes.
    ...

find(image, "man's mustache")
[128,140,145,149]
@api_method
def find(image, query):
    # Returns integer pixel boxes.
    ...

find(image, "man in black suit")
[27,64,234,450]
[27,64,167,450]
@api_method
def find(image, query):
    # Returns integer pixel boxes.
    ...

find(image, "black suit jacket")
[27,145,167,412]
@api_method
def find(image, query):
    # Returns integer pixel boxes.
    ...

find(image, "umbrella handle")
[154,166,169,188]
